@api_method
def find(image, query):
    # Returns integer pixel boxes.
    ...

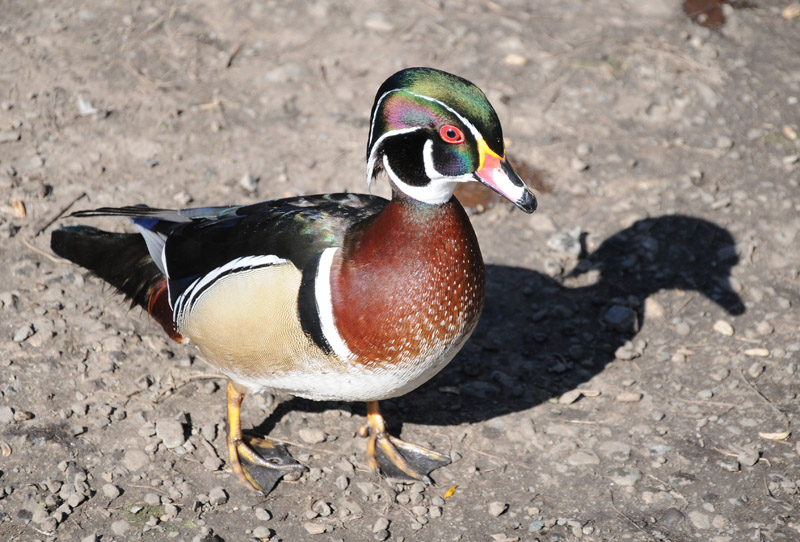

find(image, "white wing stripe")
[174,255,288,324]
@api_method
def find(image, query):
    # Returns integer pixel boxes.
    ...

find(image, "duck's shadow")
[253,214,744,435]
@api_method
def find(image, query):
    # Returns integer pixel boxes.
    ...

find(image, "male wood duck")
[51,67,537,496]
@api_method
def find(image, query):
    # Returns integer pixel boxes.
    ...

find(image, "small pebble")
[312,500,332,517]
[372,517,390,533]
[364,13,394,32]
[298,428,326,444]
[162,504,178,520]
[698,389,714,400]
[0,406,15,424]
[604,306,639,333]
[607,467,641,486]
[253,526,272,538]
[737,450,760,467]
[203,456,223,471]
[615,392,643,403]
[208,486,228,506]
[747,362,765,378]
[0,130,20,143]
[598,441,631,461]
[67,492,85,508]
[488,502,508,516]
[13,410,34,421]
[239,173,259,192]
[567,450,600,465]
[111,520,129,535]
[746,128,764,140]
[138,421,156,438]
[335,475,349,490]
[710,368,730,381]
[123,449,150,471]
[81,534,99,542]
[254,507,271,521]
[529,520,545,532]
[688,510,711,529]
[755,321,773,335]
[716,136,734,149]
[156,418,186,449]
[570,157,589,171]
[720,459,740,472]
[12,324,34,343]
[32,507,49,524]
[304,522,326,535]
[411,505,428,517]
[660,507,685,526]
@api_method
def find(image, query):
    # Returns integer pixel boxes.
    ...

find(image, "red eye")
[439,125,465,144]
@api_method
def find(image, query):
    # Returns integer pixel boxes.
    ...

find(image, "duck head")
[366,67,537,213]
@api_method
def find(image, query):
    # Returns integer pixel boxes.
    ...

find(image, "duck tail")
[50,225,182,341]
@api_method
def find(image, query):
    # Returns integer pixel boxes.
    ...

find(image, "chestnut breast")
[331,198,485,366]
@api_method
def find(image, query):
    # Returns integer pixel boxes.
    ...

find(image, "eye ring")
[439,125,465,144]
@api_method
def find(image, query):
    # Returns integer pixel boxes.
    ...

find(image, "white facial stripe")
[174,255,288,323]
[367,88,491,202]
[422,139,473,183]
[384,155,460,205]
[367,89,398,153]
[369,88,485,146]
[406,91,485,144]
[366,126,422,188]
[316,247,355,361]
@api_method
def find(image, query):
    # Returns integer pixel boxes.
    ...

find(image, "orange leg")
[359,400,450,483]
[226,382,306,495]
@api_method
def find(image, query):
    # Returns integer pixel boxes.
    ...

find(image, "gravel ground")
[1,1,799,541]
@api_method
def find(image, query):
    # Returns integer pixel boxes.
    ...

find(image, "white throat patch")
[381,140,473,205]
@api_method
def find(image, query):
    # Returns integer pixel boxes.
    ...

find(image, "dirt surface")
[2,1,800,541]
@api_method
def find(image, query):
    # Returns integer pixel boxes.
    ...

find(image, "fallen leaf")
[713,319,734,336]
[559,390,583,405]
[503,53,527,66]
[759,431,790,441]
[12,199,26,218]
[744,348,769,357]
[782,3,800,19]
